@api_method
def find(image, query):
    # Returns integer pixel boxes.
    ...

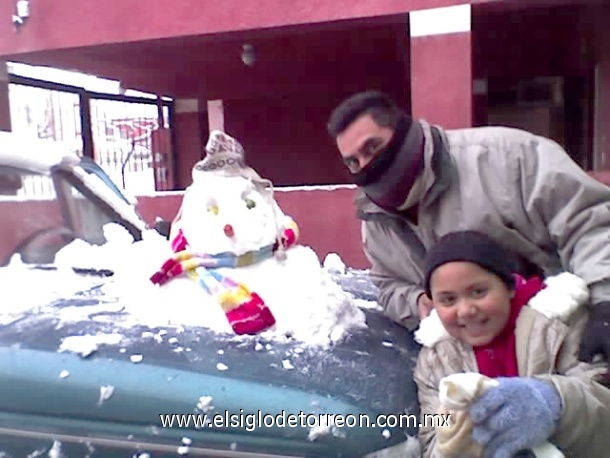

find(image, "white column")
[207,99,224,132]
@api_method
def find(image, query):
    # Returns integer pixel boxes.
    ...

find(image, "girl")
[413,231,610,458]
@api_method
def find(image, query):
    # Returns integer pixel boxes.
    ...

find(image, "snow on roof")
[0,131,79,175]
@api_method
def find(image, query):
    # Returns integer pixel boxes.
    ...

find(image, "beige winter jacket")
[414,304,610,457]
[358,121,610,330]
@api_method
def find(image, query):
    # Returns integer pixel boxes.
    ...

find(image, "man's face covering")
[337,114,395,178]
[337,112,425,211]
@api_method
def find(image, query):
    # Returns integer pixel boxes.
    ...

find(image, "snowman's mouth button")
[224,224,235,238]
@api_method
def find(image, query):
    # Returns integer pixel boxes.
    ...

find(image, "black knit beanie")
[424,231,518,298]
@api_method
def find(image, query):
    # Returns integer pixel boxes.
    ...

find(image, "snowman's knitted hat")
[193,130,269,186]
[187,130,288,259]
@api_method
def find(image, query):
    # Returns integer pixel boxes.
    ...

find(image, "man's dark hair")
[327,91,401,138]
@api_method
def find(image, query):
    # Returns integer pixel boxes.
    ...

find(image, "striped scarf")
[150,222,298,335]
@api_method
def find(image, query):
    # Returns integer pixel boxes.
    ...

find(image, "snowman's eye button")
[245,199,256,209]
[207,205,219,215]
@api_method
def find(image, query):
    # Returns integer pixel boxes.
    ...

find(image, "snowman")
[150,131,366,344]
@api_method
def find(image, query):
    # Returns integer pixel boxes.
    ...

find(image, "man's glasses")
[342,138,390,173]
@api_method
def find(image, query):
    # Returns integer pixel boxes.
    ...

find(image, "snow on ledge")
[274,184,357,192]
[135,184,357,198]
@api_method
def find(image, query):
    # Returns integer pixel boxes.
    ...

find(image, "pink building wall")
[5,170,610,270]
[0,0,491,56]
[1,1,610,271]
[223,95,350,187]
[136,187,370,268]
[411,31,473,129]
[173,108,205,188]
[134,168,610,270]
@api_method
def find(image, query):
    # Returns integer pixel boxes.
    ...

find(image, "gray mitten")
[469,377,562,458]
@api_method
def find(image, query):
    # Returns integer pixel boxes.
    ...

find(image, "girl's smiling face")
[429,261,514,347]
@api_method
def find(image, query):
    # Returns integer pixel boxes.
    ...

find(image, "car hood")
[0,268,421,457]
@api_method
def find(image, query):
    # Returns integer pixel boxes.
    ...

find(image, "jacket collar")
[414,272,589,348]
[514,306,568,375]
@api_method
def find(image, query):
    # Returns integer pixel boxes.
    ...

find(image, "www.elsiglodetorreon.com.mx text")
[159,411,452,432]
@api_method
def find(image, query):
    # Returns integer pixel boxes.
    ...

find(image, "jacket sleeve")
[516,135,610,304]
[536,311,610,455]
[361,220,424,330]
[413,348,446,458]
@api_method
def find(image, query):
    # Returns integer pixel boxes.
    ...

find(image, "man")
[327,90,610,366]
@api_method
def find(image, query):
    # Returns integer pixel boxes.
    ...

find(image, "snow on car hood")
[0,256,109,326]
[0,227,425,430]
[0,224,372,350]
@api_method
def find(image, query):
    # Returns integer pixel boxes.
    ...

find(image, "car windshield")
[0,162,136,265]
